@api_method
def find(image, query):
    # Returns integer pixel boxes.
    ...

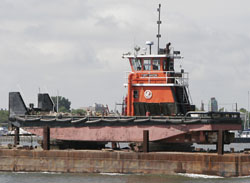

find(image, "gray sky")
[0,0,250,111]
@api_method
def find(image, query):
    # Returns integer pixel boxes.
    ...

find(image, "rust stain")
[0,149,250,177]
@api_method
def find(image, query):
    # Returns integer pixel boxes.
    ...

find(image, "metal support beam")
[143,130,149,153]
[217,130,224,155]
[14,127,20,146]
[43,126,50,150]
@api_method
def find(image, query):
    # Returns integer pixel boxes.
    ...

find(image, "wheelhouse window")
[163,60,167,71]
[152,59,160,70]
[169,60,174,71]
[131,58,142,71]
[143,59,151,71]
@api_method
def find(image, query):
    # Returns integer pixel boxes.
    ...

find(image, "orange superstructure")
[124,44,195,116]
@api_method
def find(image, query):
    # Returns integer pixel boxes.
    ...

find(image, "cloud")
[0,0,250,112]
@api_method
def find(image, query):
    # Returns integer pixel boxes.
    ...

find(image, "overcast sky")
[0,0,250,111]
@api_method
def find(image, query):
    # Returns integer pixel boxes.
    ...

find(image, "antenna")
[248,91,250,129]
[57,89,59,113]
[157,4,162,54]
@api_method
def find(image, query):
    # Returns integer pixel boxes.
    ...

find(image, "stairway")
[175,86,191,114]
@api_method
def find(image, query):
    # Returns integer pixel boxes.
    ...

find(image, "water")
[0,136,41,147]
[1,172,250,183]
[193,143,250,152]
[1,141,250,182]
[0,137,249,152]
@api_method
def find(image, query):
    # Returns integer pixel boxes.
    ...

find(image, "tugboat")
[123,41,194,117]
[122,4,195,117]
[8,4,242,151]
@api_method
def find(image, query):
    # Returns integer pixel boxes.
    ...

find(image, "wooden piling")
[43,126,50,150]
[14,127,20,146]
[143,130,149,153]
[217,130,224,155]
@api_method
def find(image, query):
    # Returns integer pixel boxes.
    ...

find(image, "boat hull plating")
[25,123,241,142]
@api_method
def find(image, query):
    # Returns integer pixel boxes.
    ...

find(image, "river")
[1,171,250,183]
[1,138,250,182]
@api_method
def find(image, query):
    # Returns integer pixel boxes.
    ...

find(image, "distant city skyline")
[208,97,218,112]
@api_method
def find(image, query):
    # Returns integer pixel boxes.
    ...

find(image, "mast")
[157,4,162,54]
[248,91,250,129]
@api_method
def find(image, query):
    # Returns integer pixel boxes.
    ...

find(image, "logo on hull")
[144,90,152,99]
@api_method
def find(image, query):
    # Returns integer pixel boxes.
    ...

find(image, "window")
[169,60,174,71]
[131,59,142,71]
[152,59,160,70]
[133,90,138,98]
[163,60,167,71]
[143,59,151,71]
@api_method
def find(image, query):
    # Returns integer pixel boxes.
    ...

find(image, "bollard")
[43,126,50,150]
[143,130,149,153]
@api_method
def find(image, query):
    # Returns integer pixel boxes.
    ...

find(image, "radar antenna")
[157,4,162,54]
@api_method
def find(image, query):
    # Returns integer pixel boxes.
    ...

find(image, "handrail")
[124,71,189,87]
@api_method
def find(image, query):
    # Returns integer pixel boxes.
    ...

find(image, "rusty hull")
[0,149,250,177]
[25,123,241,142]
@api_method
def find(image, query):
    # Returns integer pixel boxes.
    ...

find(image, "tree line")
[0,109,8,127]
[51,96,86,115]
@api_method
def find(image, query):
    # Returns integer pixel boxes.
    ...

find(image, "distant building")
[200,100,204,111]
[208,97,218,112]
[240,112,247,130]
[80,103,108,114]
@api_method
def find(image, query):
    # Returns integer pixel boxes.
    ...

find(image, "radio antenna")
[157,4,162,54]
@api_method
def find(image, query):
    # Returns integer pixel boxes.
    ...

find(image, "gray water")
[0,136,41,147]
[1,172,250,183]
[1,136,250,152]
[1,140,250,182]
[193,143,250,152]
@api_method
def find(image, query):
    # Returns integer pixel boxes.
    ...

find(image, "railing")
[185,111,241,119]
[124,70,193,105]
[124,71,189,87]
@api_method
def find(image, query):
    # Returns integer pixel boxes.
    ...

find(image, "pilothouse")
[123,4,195,116]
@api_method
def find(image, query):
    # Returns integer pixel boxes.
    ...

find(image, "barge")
[3,4,246,177]
[1,149,250,177]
